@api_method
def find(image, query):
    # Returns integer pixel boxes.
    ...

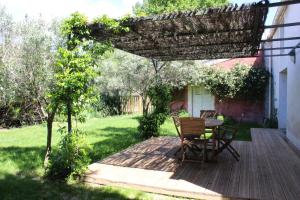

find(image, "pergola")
[85,2,300,198]
[89,0,300,61]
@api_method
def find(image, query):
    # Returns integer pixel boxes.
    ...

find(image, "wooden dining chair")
[179,117,207,163]
[171,113,182,156]
[200,110,217,139]
[171,112,181,137]
[215,125,240,161]
[200,110,217,119]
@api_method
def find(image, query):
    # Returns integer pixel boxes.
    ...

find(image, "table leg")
[212,126,219,160]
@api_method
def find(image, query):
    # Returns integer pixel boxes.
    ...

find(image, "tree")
[45,12,100,176]
[0,6,62,159]
[0,7,58,128]
[0,6,14,107]
[98,50,165,115]
[46,13,97,135]
[45,13,132,179]
[133,0,229,16]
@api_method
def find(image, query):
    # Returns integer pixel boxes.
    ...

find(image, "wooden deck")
[84,129,300,200]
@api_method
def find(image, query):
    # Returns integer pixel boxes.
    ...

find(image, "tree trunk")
[44,104,58,165]
[142,96,148,115]
[67,100,72,134]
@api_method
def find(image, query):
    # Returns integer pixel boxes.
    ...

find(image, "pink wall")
[215,98,264,123]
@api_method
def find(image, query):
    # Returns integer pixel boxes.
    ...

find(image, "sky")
[0,0,277,23]
[0,0,143,21]
[0,0,278,39]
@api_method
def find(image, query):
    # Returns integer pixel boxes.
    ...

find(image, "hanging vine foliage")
[197,64,269,100]
[48,12,131,127]
[93,15,131,33]
[138,84,172,138]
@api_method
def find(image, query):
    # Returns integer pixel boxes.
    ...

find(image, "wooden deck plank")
[248,139,262,200]
[252,129,277,200]
[257,129,300,199]
[238,141,251,198]
[84,129,300,200]
[223,142,243,197]
[225,142,242,198]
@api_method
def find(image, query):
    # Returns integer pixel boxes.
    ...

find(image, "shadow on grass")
[90,127,142,162]
[0,173,141,200]
[0,146,45,176]
[0,126,142,176]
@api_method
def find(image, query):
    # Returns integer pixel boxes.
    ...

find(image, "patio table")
[204,118,224,161]
[205,118,223,127]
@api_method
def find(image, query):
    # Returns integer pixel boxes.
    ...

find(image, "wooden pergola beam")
[262,36,300,43]
[257,0,300,8]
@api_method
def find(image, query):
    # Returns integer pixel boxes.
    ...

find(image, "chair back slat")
[180,117,205,138]
[200,110,217,119]
[171,113,180,127]
[171,113,181,137]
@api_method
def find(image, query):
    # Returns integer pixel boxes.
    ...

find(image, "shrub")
[148,84,172,116]
[99,91,123,116]
[0,101,46,128]
[138,84,172,138]
[45,128,91,180]
[138,113,167,138]
[91,91,125,117]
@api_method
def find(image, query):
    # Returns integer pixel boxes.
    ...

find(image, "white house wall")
[265,3,300,149]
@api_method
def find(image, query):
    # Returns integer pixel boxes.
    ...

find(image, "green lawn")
[0,114,259,200]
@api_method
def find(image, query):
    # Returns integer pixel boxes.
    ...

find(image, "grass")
[235,122,261,141]
[0,114,260,200]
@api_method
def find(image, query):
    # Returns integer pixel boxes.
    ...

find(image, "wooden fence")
[122,95,152,114]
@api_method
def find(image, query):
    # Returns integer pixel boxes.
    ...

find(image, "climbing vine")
[93,15,131,33]
[197,64,269,100]
[138,84,172,138]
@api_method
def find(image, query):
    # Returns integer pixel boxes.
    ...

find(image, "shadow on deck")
[84,129,300,200]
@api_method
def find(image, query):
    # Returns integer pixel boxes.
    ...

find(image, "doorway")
[278,69,287,131]
[191,86,215,117]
